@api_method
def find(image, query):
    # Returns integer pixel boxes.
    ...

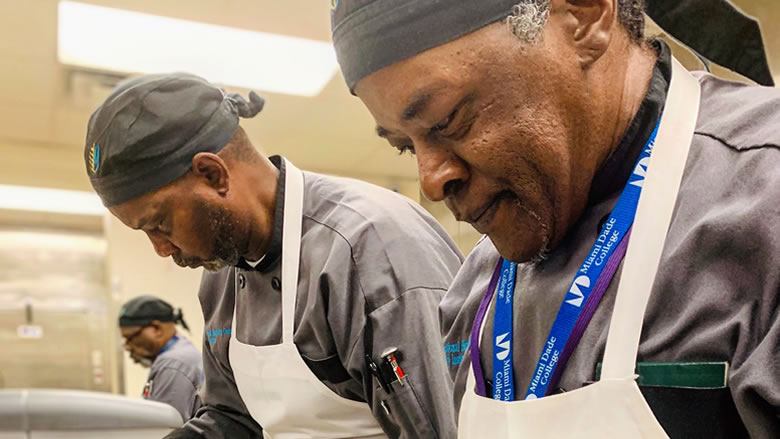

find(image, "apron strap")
[281,159,305,345]
[600,58,701,379]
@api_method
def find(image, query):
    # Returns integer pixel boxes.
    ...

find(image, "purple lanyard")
[469,258,503,397]
[469,227,632,397]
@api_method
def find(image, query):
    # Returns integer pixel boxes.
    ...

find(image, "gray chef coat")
[441,41,780,438]
[179,157,464,438]
[146,335,204,421]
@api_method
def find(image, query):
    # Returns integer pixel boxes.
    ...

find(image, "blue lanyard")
[491,120,660,400]
[158,334,179,356]
[492,259,517,401]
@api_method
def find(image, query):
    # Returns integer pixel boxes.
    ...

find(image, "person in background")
[119,295,203,421]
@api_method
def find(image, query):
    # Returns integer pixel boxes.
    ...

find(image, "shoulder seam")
[303,214,371,366]
[694,131,780,153]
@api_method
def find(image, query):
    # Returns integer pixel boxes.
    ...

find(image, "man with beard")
[84,73,463,438]
[119,295,203,421]
[331,0,779,437]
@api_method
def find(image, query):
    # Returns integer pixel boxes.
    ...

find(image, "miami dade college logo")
[495,332,511,361]
[629,156,650,188]
[565,275,590,307]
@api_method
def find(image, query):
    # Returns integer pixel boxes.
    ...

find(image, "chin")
[488,202,553,264]
[202,260,229,272]
[490,234,549,264]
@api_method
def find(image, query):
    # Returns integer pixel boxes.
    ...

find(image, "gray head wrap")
[84,73,265,207]
[331,0,773,91]
[331,0,517,92]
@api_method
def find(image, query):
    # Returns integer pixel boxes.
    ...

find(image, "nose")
[145,232,177,258]
[416,143,468,202]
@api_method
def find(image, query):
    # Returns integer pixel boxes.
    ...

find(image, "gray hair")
[507,0,645,44]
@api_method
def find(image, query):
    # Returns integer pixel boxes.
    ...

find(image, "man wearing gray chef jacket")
[83,73,463,438]
[331,0,779,437]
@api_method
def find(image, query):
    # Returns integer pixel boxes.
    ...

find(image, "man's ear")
[192,152,230,196]
[148,321,163,338]
[557,0,616,68]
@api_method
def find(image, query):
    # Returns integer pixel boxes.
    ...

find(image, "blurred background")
[0,0,777,401]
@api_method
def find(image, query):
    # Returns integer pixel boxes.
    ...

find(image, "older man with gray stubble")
[332,0,780,437]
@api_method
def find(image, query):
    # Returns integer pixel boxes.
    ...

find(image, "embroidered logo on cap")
[330,0,339,10]
[89,144,101,174]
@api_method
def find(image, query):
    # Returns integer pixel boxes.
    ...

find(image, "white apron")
[228,159,385,439]
[458,58,701,438]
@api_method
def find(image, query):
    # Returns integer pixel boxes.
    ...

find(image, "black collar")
[235,155,285,273]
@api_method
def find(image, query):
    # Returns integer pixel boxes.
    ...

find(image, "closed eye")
[432,110,457,134]
[431,93,477,140]
[154,220,171,236]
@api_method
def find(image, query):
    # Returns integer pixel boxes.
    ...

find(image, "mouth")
[465,191,515,234]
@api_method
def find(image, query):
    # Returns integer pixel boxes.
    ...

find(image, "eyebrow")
[136,210,161,231]
[375,85,447,140]
[401,92,433,121]
[376,126,390,139]
[135,216,152,231]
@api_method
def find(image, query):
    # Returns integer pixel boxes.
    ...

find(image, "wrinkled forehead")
[354,25,512,121]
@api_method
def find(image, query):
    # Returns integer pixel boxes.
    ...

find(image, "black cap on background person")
[119,295,190,367]
[119,295,204,421]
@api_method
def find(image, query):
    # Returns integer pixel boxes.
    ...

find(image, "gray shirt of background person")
[146,336,204,421]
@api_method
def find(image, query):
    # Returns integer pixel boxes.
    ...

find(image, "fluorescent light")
[0,185,104,216]
[57,1,339,97]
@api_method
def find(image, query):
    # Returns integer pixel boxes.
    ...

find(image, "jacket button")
[238,273,246,289]
[271,277,281,291]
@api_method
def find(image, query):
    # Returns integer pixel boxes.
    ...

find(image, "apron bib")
[458,57,701,438]
[228,159,385,439]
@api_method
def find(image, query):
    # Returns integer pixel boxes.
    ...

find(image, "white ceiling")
[0,0,777,194]
[0,0,419,194]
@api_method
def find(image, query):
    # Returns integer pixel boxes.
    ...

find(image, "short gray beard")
[507,0,551,45]
[203,204,241,272]
[185,199,242,272]
[514,198,551,264]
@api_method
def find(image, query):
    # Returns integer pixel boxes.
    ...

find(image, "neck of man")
[597,40,658,170]
[154,328,177,357]
[555,39,657,250]
[243,157,280,262]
